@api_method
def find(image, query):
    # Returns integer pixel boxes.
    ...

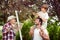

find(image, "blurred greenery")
[0,17,60,40]
[16,18,60,40]
[21,19,34,40]
[0,12,60,40]
[47,20,60,40]
[0,0,60,40]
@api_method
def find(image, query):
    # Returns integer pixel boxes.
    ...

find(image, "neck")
[41,11,46,13]
[36,23,41,28]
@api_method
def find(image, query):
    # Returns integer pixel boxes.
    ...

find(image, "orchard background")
[0,0,60,40]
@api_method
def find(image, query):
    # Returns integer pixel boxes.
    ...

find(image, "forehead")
[11,18,16,21]
[35,18,39,21]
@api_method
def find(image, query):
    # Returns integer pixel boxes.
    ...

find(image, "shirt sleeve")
[45,13,49,20]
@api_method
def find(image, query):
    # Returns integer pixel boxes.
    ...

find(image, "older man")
[2,15,20,40]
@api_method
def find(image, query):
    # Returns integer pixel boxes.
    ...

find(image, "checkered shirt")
[2,22,15,40]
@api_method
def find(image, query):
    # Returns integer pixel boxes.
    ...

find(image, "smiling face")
[34,17,42,26]
[35,19,39,25]
[34,18,42,28]
[41,7,47,12]
[41,4,48,12]
[9,18,16,24]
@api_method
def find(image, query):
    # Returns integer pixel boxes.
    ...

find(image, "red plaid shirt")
[2,22,15,40]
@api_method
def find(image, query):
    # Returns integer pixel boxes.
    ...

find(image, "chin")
[12,22,16,24]
[35,23,37,24]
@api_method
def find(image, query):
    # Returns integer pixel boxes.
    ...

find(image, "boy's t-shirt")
[37,11,49,28]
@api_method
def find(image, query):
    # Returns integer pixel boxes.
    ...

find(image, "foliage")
[1,0,60,22]
[21,19,34,40]
[47,18,60,40]
[16,17,60,40]
[16,32,20,40]
[0,0,60,40]
[0,13,4,25]
[0,17,60,40]
[0,35,2,40]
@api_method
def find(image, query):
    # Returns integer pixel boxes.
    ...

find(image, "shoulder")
[3,23,8,27]
[30,25,36,29]
[30,25,34,29]
[3,22,10,28]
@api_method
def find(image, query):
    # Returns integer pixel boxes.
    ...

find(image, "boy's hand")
[39,27,44,36]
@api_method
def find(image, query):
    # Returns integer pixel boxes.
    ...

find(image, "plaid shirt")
[2,22,15,40]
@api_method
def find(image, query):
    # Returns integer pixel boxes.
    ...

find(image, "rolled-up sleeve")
[45,13,49,20]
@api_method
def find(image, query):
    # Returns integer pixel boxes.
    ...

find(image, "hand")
[39,27,44,36]
[39,30,43,36]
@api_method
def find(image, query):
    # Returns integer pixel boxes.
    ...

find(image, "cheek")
[41,8,44,10]
[37,21,39,23]
[35,19,39,23]
[12,20,16,22]
[35,20,38,23]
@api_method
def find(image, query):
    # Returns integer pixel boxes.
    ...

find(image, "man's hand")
[12,23,23,33]
[6,27,11,32]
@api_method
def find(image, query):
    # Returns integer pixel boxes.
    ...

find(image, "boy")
[38,4,49,28]
[32,4,49,29]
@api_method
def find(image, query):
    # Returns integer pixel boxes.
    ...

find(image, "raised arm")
[40,16,47,22]
[37,13,49,22]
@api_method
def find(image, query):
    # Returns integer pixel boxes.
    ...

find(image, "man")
[2,15,20,40]
[29,17,50,40]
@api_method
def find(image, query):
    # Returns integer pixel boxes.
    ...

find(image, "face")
[10,18,16,24]
[41,8,46,12]
[34,19,40,25]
